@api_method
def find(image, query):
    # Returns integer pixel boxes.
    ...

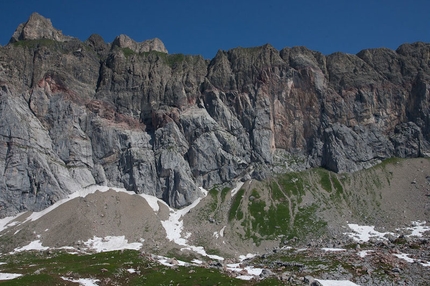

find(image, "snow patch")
[346,221,430,242]
[316,280,360,286]
[82,236,142,252]
[239,253,256,261]
[213,226,226,239]
[219,226,226,237]
[402,221,430,237]
[180,246,224,261]
[213,231,219,239]
[138,193,167,212]
[236,275,254,281]
[357,250,373,258]
[192,259,203,265]
[231,182,244,197]
[0,273,22,280]
[321,248,346,252]
[160,187,224,260]
[19,186,135,225]
[61,277,100,286]
[12,240,48,253]
[345,224,393,242]
[156,256,189,267]
[393,253,414,263]
[0,214,24,233]
[226,263,263,280]
[393,252,430,267]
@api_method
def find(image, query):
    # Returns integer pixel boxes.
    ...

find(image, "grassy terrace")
[0,250,268,285]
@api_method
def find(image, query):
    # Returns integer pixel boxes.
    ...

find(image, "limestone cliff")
[0,13,429,216]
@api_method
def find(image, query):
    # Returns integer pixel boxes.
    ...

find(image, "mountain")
[1,12,430,217]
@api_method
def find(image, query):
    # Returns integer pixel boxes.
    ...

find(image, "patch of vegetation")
[138,50,195,68]
[377,157,402,169]
[291,204,327,239]
[196,187,220,221]
[331,175,343,195]
[270,181,284,201]
[229,189,244,221]
[317,168,332,193]
[0,249,254,285]
[207,188,219,213]
[121,47,136,58]
[250,189,260,199]
[277,172,305,201]
[243,197,291,244]
[166,53,185,68]
[221,187,230,203]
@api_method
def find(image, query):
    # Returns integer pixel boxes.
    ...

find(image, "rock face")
[9,12,72,43]
[112,34,168,54]
[0,13,430,216]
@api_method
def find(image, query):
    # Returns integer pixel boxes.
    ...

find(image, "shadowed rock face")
[0,13,429,216]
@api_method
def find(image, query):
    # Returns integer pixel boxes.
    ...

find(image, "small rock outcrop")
[0,13,430,216]
[9,12,71,43]
[112,34,168,54]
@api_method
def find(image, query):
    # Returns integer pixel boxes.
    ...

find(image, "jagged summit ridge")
[112,34,168,54]
[0,13,430,217]
[8,12,168,54]
[9,12,71,43]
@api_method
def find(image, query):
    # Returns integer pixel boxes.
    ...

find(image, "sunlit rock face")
[1,13,430,216]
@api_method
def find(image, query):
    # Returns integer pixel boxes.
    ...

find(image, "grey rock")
[2,13,430,215]
[9,12,72,43]
[112,34,168,54]
[259,269,274,278]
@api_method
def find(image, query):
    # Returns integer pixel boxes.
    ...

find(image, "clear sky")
[1,0,429,59]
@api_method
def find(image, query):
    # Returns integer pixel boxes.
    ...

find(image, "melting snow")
[192,259,203,265]
[12,240,48,253]
[393,253,415,263]
[321,248,346,252]
[156,256,189,267]
[23,186,134,224]
[160,187,225,261]
[230,182,244,197]
[226,263,263,280]
[393,252,430,267]
[82,236,142,252]
[213,226,226,239]
[346,221,430,243]
[61,277,100,286]
[0,273,22,280]
[357,250,373,258]
[345,224,394,242]
[401,221,430,237]
[0,214,24,233]
[138,193,166,212]
[239,253,256,260]
[316,280,360,286]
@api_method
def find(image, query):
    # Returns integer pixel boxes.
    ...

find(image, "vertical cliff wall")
[0,13,429,216]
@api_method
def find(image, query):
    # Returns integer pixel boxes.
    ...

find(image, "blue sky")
[1,0,429,59]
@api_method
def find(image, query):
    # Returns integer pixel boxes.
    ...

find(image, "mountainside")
[1,12,430,216]
[0,158,429,284]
